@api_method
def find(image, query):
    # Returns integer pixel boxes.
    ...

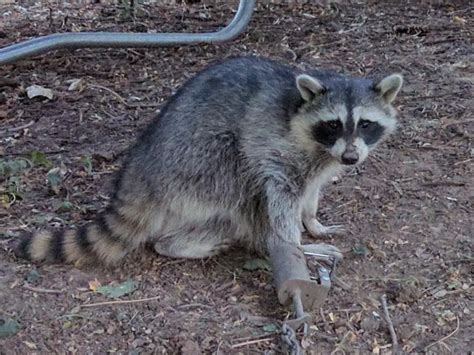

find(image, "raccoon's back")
[151,56,302,137]
[121,57,303,201]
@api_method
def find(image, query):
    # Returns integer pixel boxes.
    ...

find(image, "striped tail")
[15,207,143,266]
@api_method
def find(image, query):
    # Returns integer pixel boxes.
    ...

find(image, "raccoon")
[15,56,402,266]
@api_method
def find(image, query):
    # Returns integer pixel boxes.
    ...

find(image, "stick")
[88,84,129,106]
[88,84,160,108]
[23,284,64,294]
[230,337,274,349]
[0,120,35,134]
[380,294,399,354]
[333,276,352,291]
[80,295,160,308]
[425,316,460,351]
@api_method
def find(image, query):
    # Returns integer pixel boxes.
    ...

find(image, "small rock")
[26,84,54,100]
[131,337,146,348]
[360,315,381,332]
[433,289,448,299]
[181,340,201,355]
[107,324,117,335]
[228,296,237,303]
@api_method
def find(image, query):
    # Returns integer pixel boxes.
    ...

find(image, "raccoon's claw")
[301,243,343,262]
[303,218,345,238]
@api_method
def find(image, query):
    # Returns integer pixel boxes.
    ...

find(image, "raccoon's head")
[291,71,403,165]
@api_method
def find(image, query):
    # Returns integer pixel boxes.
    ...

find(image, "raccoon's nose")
[341,148,359,165]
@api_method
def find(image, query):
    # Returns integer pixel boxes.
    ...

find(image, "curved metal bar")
[0,0,255,65]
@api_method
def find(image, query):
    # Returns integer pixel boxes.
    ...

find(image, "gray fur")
[107,56,402,260]
[18,56,402,265]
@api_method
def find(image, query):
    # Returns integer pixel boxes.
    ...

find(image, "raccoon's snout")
[341,146,359,165]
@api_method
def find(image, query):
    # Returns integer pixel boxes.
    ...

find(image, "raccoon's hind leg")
[153,217,235,259]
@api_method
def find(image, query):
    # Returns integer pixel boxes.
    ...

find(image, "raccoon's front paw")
[302,243,343,262]
[303,217,345,238]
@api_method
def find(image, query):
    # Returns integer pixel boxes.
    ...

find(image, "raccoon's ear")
[375,74,403,103]
[296,74,325,102]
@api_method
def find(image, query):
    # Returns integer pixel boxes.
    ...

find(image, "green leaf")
[96,280,136,299]
[7,176,23,199]
[352,245,369,256]
[26,269,41,284]
[243,258,272,272]
[0,159,30,177]
[0,318,21,338]
[0,230,19,239]
[47,168,63,195]
[30,151,52,168]
[262,324,278,332]
[81,156,93,175]
[54,200,74,212]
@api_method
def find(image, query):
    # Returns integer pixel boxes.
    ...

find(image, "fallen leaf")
[328,312,336,322]
[0,318,21,338]
[26,269,40,284]
[47,168,63,195]
[181,340,201,355]
[352,245,369,256]
[81,156,93,175]
[433,289,448,299]
[360,315,381,332]
[262,323,278,332]
[453,16,466,25]
[89,279,102,293]
[96,280,136,298]
[367,241,386,259]
[243,258,272,271]
[54,200,74,212]
[67,78,86,92]
[26,85,54,100]
[301,337,311,349]
[30,151,52,168]
[23,341,37,350]
[0,158,30,177]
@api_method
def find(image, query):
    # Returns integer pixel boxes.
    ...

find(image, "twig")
[333,276,352,291]
[88,84,160,108]
[80,295,160,308]
[425,316,460,351]
[312,330,338,341]
[176,303,213,310]
[441,118,474,129]
[0,120,35,134]
[230,337,274,349]
[89,84,128,106]
[23,284,64,294]
[0,78,20,88]
[380,294,399,355]
[4,149,69,157]
[232,333,276,344]
[422,181,466,187]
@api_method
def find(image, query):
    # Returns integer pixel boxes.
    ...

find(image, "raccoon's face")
[292,72,403,165]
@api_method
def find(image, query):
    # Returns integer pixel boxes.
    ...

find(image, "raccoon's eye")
[326,120,341,130]
[359,120,373,129]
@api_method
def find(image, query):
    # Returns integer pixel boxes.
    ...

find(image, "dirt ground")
[0,1,472,354]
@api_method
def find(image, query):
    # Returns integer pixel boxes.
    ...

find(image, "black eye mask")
[312,120,343,147]
[357,119,385,145]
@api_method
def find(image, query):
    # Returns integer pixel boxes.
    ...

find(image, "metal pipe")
[0,0,255,65]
